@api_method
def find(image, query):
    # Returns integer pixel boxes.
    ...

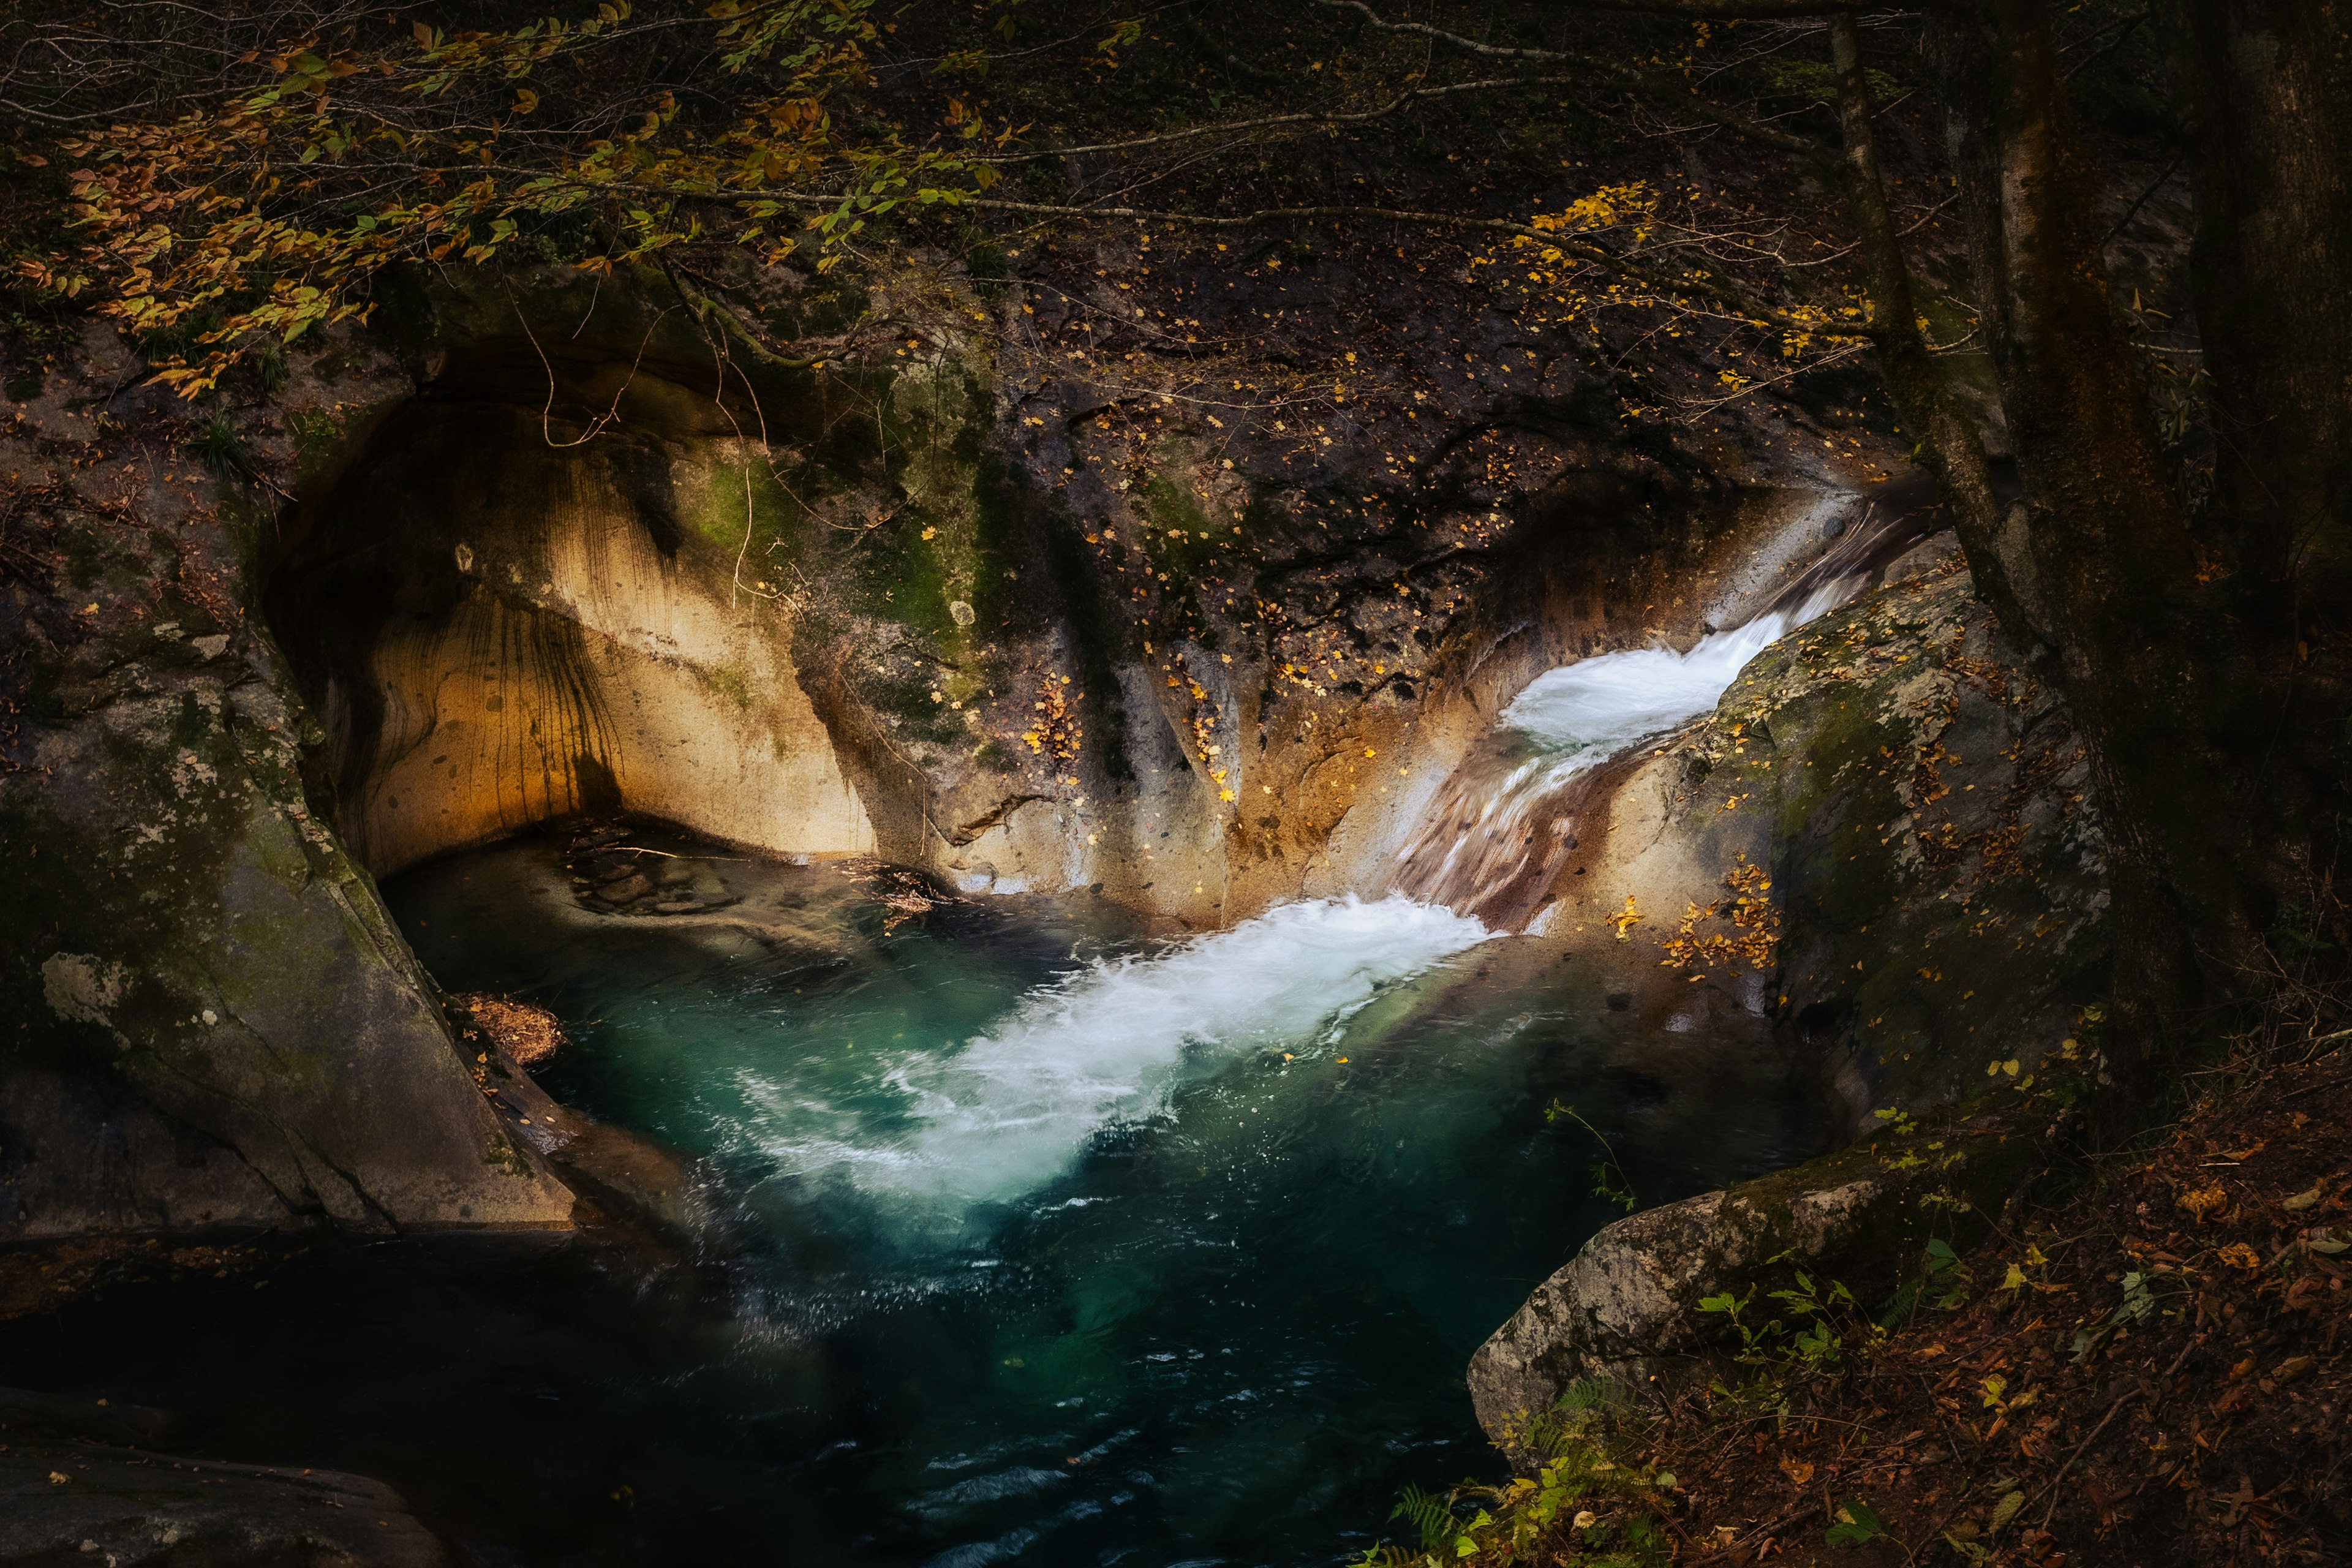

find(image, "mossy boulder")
[1466,1091,2054,1443]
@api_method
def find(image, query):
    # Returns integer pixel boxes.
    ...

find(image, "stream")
[15,580,1854,1566]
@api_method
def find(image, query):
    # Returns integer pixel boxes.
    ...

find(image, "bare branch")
[976,74,1588,163]
[1315,0,1838,163]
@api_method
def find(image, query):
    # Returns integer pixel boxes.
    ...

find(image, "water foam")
[1502,580,1848,766]
[1388,581,1853,925]
[745,895,1492,1222]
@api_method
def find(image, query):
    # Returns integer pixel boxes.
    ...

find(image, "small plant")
[190,415,254,483]
[1544,1099,1638,1214]
[252,344,290,394]
[1923,1238,1972,1309]
[1698,1270,1875,1376]
[2068,1267,2162,1360]
[1823,1499,1885,1547]
[1357,1384,1676,1566]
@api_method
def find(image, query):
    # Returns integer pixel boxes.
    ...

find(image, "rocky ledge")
[0,1389,445,1567]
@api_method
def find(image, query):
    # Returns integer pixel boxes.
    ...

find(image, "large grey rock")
[1467,1110,2049,1446]
[1,669,576,1238]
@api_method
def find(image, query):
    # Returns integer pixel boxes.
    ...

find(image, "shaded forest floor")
[1384,1040,2351,1568]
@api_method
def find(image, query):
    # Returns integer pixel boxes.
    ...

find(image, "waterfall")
[1387,493,1936,929]
[737,490,1935,1221]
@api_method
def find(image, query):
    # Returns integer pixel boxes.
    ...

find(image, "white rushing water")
[742,895,1493,1223]
[1390,579,1855,922]
[1501,579,1849,768]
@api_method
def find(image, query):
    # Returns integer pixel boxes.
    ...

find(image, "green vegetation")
[1356,1382,1679,1568]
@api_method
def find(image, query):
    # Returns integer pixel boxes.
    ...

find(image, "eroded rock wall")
[274,398,875,875]
[1,250,2101,1250]
[0,343,575,1235]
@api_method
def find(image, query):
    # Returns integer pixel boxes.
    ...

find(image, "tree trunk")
[1824,14,2017,625]
[2171,0,2352,914]
[2174,1,2352,616]
[1923,0,2259,1101]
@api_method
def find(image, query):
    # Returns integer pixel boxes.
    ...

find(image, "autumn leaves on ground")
[1370,1035,2351,1568]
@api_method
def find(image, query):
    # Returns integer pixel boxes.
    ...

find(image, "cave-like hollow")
[265,323,888,881]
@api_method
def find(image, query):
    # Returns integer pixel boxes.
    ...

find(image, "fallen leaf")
[2275,1355,2318,1384]
[2282,1180,2326,1212]
[1779,1456,1815,1486]
[2180,1185,2230,1219]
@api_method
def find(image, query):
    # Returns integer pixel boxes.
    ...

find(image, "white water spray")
[1390,579,1854,925]
[742,895,1492,1220]
[1502,579,1850,762]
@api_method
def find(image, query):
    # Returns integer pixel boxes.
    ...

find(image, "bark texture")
[1912,1,2269,1094]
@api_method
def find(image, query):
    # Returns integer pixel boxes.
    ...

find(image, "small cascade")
[1387,494,1940,930]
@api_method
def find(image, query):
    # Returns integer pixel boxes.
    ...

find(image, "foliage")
[190,415,257,483]
[1544,1098,1638,1214]
[1356,1382,1677,1567]
[1822,1498,1885,1547]
[1656,853,1780,973]
[21,0,1014,394]
[1698,1269,1881,1382]
[1921,1237,1972,1310]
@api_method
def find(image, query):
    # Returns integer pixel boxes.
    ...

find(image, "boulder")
[1467,1103,2051,1445]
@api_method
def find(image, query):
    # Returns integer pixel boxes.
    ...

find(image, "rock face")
[1,1436,448,1567]
[273,393,880,877]
[1466,1106,2051,1446]
[0,571,574,1238]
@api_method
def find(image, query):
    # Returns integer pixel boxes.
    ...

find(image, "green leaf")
[1824,1499,1884,1547]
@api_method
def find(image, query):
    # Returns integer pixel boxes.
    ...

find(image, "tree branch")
[954,195,1825,333]
[973,74,1590,163]
[1314,0,1838,164]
